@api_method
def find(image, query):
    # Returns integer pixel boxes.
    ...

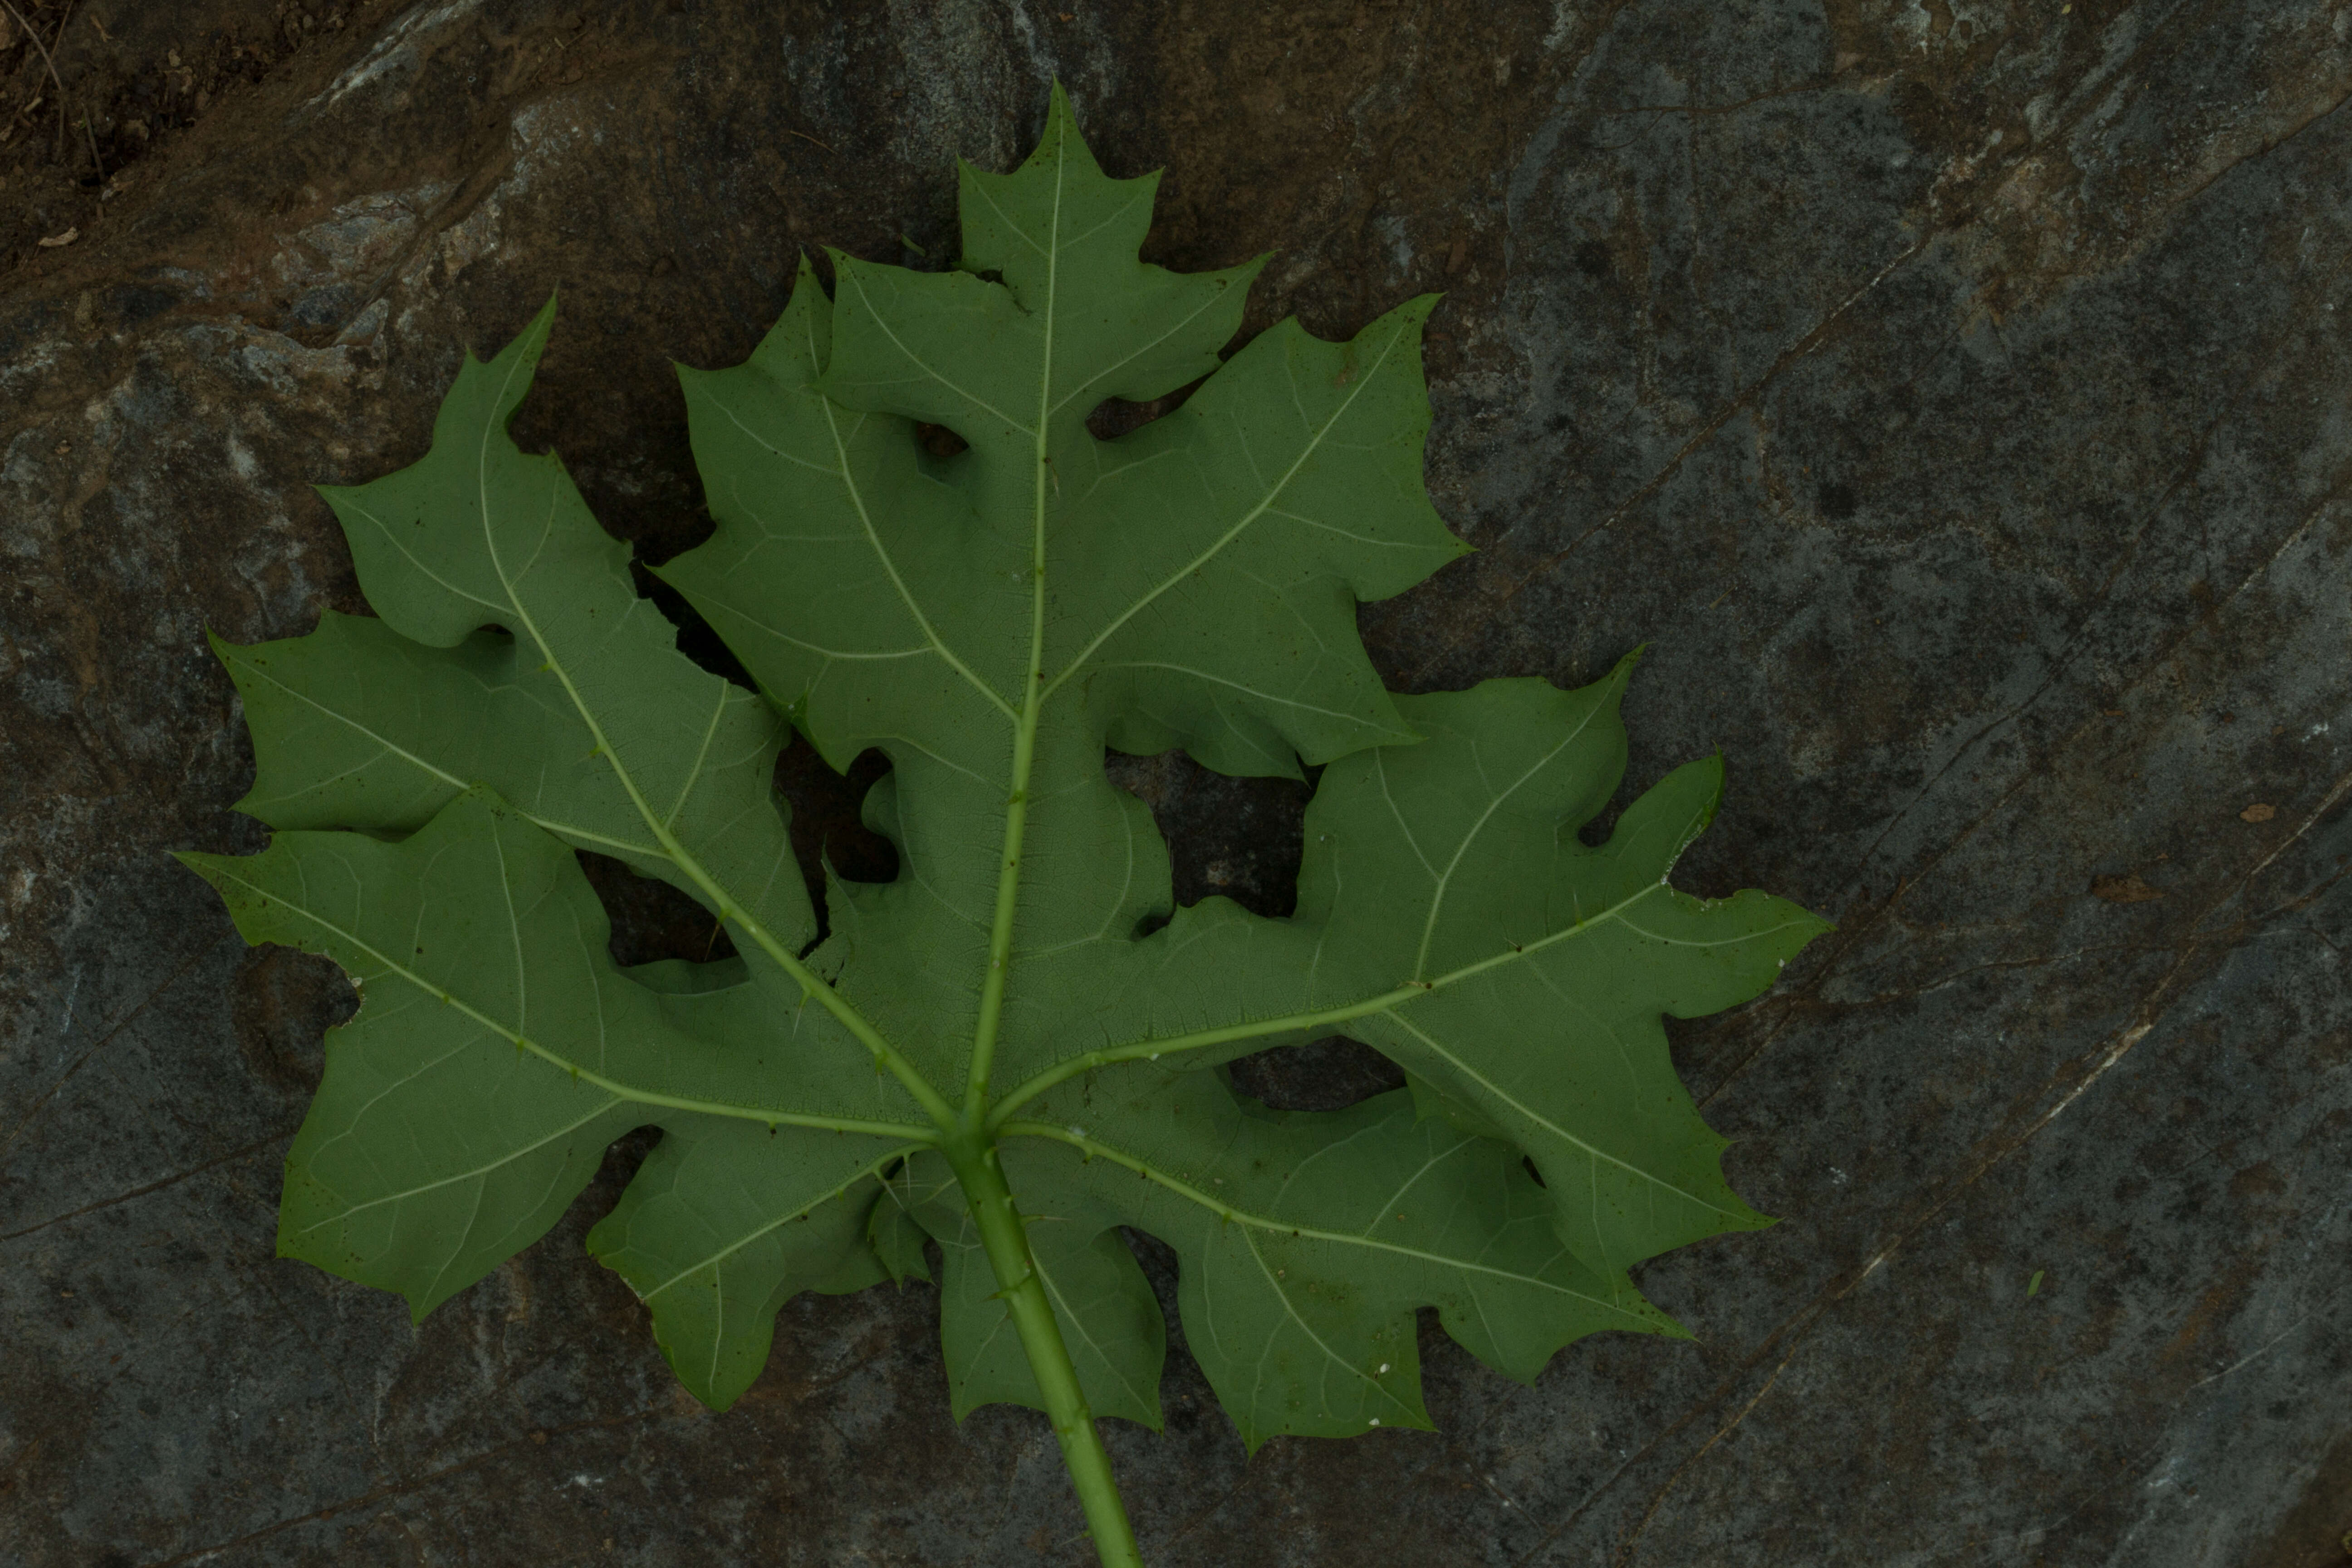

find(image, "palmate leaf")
[186,83,1827,1515]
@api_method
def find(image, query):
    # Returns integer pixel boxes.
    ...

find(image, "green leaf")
[227,297,813,951]
[1303,664,1833,1276]
[660,88,1464,1098]
[186,86,1826,1523]
[1000,1067,1683,1450]
[177,788,926,1325]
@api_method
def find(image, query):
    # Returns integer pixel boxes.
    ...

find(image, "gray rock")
[2,1,2346,1563]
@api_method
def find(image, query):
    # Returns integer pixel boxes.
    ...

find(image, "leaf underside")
[184,88,1828,1448]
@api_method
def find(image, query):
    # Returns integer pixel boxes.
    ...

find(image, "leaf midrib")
[1407,673,1627,976]
[1375,1006,1746,1228]
[799,304,1022,722]
[959,112,1069,1118]
[290,1096,624,1235]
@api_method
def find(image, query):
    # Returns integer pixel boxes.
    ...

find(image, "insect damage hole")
[575,851,738,967]
[1084,374,1208,442]
[912,421,969,460]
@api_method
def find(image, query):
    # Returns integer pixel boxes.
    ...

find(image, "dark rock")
[3,1,2347,1563]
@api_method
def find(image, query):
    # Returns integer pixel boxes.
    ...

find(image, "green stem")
[946,1133,1144,1568]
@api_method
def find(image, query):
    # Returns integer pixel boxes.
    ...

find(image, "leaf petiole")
[945,1130,1144,1568]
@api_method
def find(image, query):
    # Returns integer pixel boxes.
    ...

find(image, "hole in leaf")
[586,1126,664,1216]
[1103,748,1310,919]
[1109,746,1393,1108]
[1120,1226,1190,1356]
[1575,800,1623,848]
[576,850,737,966]
[630,559,759,692]
[1226,1036,1406,1112]
[779,741,900,885]
[1085,375,1207,442]
[233,944,350,1096]
[1115,1227,1225,1430]
[776,741,900,945]
[913,422,969,460]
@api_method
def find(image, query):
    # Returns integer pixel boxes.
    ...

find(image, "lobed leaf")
[186,86,1827,1475]
[1305,666,1832,1276]
[588,1120,911,1410]
[178,789,924,1322]
[226,299,812,951]
[1000,1068,1681,1450]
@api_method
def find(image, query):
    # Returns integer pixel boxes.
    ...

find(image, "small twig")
[0,0,70,161]
[784,127,833,154]
[47,0,78,162]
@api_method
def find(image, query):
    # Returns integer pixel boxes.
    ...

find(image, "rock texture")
[4,1,2349,1564]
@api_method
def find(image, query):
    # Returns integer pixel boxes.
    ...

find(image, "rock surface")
[4,1,2349,1564]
